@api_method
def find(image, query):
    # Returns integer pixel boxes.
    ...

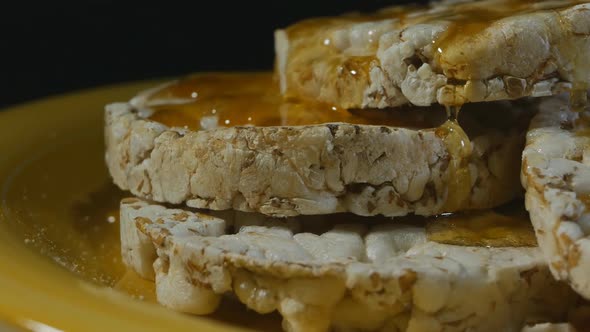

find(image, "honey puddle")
[0,132,282,331]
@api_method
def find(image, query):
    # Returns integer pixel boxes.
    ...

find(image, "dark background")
[0,1,421,108]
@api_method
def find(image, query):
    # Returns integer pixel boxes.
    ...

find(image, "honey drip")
[445,105,460,121]
[437,105,473,212]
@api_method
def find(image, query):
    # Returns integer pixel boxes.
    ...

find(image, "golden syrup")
[0,128,284,331]
[412,1,585,76]
[144,72,529,135]
[281,0,586,107]
[113,269,158,302]
[145,72,449,130]
[436,106,473,212]
[426,203,537,247]
[434,101,537,212]
[445,105,461,121]
[426,0,589,84]
[434,0,589,77]
[431,1,538,65]
[282,10,405,107]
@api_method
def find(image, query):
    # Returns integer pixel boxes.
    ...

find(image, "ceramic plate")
[0,81,282,332]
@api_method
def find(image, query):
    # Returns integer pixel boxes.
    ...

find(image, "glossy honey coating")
[276,0,590,108]
[143,72,447,130]
[141,72,530,134]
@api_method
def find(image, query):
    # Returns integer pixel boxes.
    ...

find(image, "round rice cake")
[120,198,578,332]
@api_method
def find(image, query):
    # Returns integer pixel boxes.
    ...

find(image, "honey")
[0,132,284,331]
[426,201,537,247]
[144,72,530,133]
[0,76,553,332]
[145,72,449,130]
[429,1,586,69]
[281,0,586,107]
[445,105,461,121]
[436,119,473,212]
[0,120,537,332]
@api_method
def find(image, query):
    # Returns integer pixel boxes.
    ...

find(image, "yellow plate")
[0,82,282,332]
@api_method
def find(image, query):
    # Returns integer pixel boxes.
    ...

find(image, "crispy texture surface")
[105,94,526,217]
[522,95,590,299]
[120,198,578,332]
[276,1,590,108]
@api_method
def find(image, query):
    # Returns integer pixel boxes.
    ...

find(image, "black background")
[0,1,422,108]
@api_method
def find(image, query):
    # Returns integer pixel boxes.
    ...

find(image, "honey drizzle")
[282,0,587,107]
[445,104,460,121]
[437,105,473,212]
[143,72,528,134]
[431,1,547,67]
[428,0,589,83]
[145,72,449,130]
